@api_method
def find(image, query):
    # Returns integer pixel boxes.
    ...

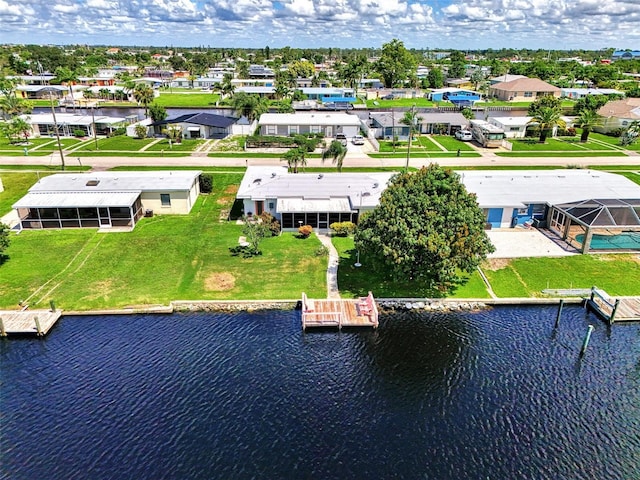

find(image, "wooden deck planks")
[588,289,640,323]
[302,292,379,329]
[0,309,63,336]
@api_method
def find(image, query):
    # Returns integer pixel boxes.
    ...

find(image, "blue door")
[487,208,503,228]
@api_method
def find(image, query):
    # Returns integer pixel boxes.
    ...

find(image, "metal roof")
[555,198,640,227]
[13,191,140,209]
[23,113,126,126]
[25,171,201,194]
[258,113,361,126]
[458,170,640,208]
[237,166,394,209]
[277,198,352,213]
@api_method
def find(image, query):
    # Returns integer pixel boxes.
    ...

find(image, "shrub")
[110,127,126,137]
[199,173,213,193]
[134,124,148,139]
[73,129,86,137]
[330,221,356,236]
[298,224,313,238]
[315,245,329,256]
[259,212,281,236]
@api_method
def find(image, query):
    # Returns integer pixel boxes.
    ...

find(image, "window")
[289,126,298,135]
[524,91,533,97]
[160,194,171,207]
[266,125,276,135]
[310,125,321,133]
[517,207,528,215]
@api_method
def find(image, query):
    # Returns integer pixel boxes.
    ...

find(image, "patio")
[487,228,579,258]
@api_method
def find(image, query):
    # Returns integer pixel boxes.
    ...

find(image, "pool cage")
[549,198,640,253]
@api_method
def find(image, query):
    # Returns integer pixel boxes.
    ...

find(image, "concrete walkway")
[316,233,341,299]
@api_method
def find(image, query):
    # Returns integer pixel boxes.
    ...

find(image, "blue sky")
[1,0,638,50]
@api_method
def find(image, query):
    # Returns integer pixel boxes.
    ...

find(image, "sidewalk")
[316,233,341,299]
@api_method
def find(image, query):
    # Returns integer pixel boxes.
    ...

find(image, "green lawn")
[0,137,60,151]
[0,172,52,215]
[483,255,640,297]
[145,138,204,152]
[432,135,476,151]
[496,151,627,158]
[76,136,157,152]
[331,236,490,299]
[155,92,221,107]
[0,173,327,310]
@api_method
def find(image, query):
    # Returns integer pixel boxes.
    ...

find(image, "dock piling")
[554,300,564,328]
[34,316,43,336]
[49,300,56,312]
[579,325,595,356]
[609,299,620,325]
[0,317,6,337]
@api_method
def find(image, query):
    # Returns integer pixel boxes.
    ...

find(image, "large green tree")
[375,39,417,88]
[149,103,167,123]
[527,95,562,116]
[426,68,444,89]
[133,83,155,116]
[575,109,602,143]
[355,165,494,292]
[230,92,268,122]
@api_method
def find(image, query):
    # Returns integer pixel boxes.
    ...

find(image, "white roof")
[237,166,394,210]
[458,170,640,208]
[13,191,140,209]
[25,171,201,194]
[24,113,126,126]
[277,198,352,213]
[236,86,275,94]
[258,113,361,126]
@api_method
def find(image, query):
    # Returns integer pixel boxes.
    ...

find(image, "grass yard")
[496,151,627,158]
[482,255,640,298]
[0,173,327,310]
[77,135,157,152]
[0,137,60,151]
[145,138,204,152]
[155,92,220,107]
[331,236,490,299]
[0,172,52,215]
[432,135,475,151]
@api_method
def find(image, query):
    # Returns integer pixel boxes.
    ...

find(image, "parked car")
[335,133,348,146]
[455,130,473,141]
[352,135,365,145]
[381,94,396,100]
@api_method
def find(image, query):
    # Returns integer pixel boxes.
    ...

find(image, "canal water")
[1,306,639,479]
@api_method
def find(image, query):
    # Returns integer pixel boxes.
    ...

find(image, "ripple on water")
[1,306,639,480]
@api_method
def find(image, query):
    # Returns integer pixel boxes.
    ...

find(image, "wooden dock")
[301,292,379,330]
[587,287,640,324]
[0,309,63,336]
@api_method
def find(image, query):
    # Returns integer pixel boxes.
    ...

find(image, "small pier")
[586,287,640,324]
[301,292,379,330]
[0,308,63,336]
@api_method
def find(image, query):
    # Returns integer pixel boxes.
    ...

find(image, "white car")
[352,135,365,145]
[455,130,473,141]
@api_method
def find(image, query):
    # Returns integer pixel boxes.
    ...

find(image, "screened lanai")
[549,198,640,253]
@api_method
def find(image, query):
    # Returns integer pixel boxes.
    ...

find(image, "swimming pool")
[576,231,640,250]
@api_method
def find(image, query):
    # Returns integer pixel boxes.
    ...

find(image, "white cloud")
[0,0,637,48]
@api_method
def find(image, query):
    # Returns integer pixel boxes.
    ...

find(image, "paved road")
[1,152,639,170]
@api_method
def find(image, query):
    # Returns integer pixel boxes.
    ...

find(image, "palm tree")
[281,147,308,173]
[53,67,79,108]
[322,140,348,172]
[575,109,602,143]
[620,120,640,146]
[527,106,566,143]
[274,83,290,100]
[163,124,183,144]
[133,83,154,117]
[230,92,268,122]
[11,117,32,143]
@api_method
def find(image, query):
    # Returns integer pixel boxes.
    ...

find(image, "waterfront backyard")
[1,168,639,310]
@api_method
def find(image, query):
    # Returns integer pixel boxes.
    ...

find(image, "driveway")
[487,228,578,258]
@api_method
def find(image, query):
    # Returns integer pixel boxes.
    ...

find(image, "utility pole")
[405,105,415,173]
[49,91,65,170]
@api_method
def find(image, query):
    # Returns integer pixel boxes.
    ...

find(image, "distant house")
[236,166,394,230]
[596,98,640,132]
[612,51,640,61]
[489,116,574,139]
[444,78,474,89]
[369,111,468,139]
[258,113,362,137]
[16,85,68,100]
[235,86,276,98]
[12,171,202,231]
[428,88,482,106]
[488,78,560,102]
[21,113,127,137]
[150,112,248,139]
[560,88,624,99]
[300,87,355,102]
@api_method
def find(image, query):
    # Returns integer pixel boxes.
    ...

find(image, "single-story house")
[444,78,474,89]
[12,171,202,231]
[596,98,640,132]
[428,88,482,106]
[369,111,468,139]
[560,88,624,99]
[236,166,394,230]
[460,170,640,253]
[21,113,127,137]
[235,86,276,98]
[489,116,574,138]
[488,78,561,102]
[257,112,362,137]
[9,74,56,86]
[300,87,355,102]
[16,85,68,100]
[612,50,640,61]
[150,113,246,139]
